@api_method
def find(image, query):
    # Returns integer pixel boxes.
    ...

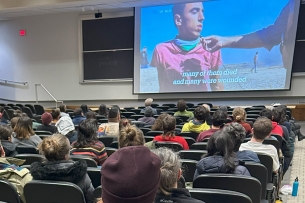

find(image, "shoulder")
[154,40,174,51]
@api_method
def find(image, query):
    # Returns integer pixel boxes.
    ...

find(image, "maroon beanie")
[101,145,161,203]
[41,112,52,125]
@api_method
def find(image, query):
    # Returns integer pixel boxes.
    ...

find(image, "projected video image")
[134,0,300,93]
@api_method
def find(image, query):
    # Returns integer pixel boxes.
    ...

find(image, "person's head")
[41,112,52,125]
[108,107,120,122]
[194,106,208,122]
[51,109,60,120]
[232,107,246,122]
[202,104,210,113]
[119,118,132,130]
[144,106,154,117]
[74,119,98,148]
[252,117,273,141]
[219,106,228,113]
[13,110,22,118]
[162,115,176,137]
[176,100,187,112]
[80,104,89,114]
[85,111,96,120]
[212,110,227,127]
[119,126,145,148]
[13,116,35,139]
[206,130,236,173]
[173,2,204,40]
[256,52,259,55]
[99,104,108,116]
[0,125,13,141]
[101,146,161,203]
[223,122,246,152]
[144,98,153,107]
[151,113,168,131]
[272,108,281,123]
[152,147,181,195]
[74,108,83,117]
[259,108,272,120]
[38,134,70,161]
[59,104,66,113]
[10,117,20,129]
[276,106,287,124]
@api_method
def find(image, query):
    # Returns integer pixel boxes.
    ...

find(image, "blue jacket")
[72,115,86,125]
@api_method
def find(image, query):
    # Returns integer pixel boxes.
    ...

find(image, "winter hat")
[101,145,161,203]
[55,116,75,135]
[144,106,153,117]
[41,112,52,125]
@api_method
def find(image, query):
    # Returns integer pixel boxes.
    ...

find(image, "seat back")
[16,146,39,154]
[177,132,199,140]
[34,105,45,115]
[263,138,280,156]
[70,155,97,167]
[271,134,283,147]
[121,112,136,118]
[3,109,10,120]
[87,167,101,188]
[24,104,36,114]
[190,142,208,150]
[162,103,176,108]
[21,107,34,118]
[35,131,53,135]
[105,147,117,157]
[129,109,142,114]
[24,180,86,203]
[183,137,196,148]
[178,150,207,161]
[146,131,163,137]
[14,154,43,165]
[257,153,273,183]
[189,188,252,203]
[129,115,144,120]
[180,159,198,183]
[139,128,151,135]
[110,141,119,149]
[97,136,115,147]
[155,141,183,152]
[0,179,22,203]
[144,136,154,143]
[193,174,262,203]
[93,186,102,198]
[98,118,108,123]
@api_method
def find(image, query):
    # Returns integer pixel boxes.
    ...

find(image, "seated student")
[138,107,156,125]
[202,104,213,126]
[140,98,158,115]
[55,116,78,144]
[240,117,280,173]
[85,111,96,120]
[0,125,18,157]
[101,145,161,203]
[224,123,260,163]
[71,119,108,166]
[98,107,120,137]
[260,108,283,136]
[0,144,32,203]
[152,113,168,131]
[59,104,69,117]
[98,104,108,117]
[153,115,189,150]
[119,125,145,148]
[11,116,42,147]
[196,110,226,142]
[153,148,205,203]
[50,108,61,126]
[182,106,210,133]
[81,104,90,115]
[194,130,251,180]
[30,134,94,203]
[232,107,251,135]
[0,106,8,125]
[72,108,86,126]
[174,100,194,118]
[36,112,57,134]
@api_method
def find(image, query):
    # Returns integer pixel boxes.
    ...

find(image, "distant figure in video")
[203,0,298,69]
[251,52,258,73]
[140,47,149,69]
[150,2,222,92]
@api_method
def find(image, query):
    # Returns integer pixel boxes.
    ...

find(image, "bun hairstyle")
[222,123,246,151]
[119,126,145,148]
[232,107,246,122]
[119,118,132,130]
[38,134,70,161]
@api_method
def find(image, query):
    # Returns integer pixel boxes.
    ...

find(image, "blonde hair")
[232,107,246,122]
[119,126,145,148]
[13,116,35,139]
[38,134,70,161]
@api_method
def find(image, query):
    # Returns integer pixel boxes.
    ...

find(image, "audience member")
[11,116,42,147]
[72,108,86,125]
[0,107,8,125]
[272,108,290,141]
[202,104,213,125]
[224,123,260,163]
[182,106,210,133]
[59,104,69,117]
[232,107,251,135]
[10,117,19,129]
[30,134,94,203]
[71,119,108,166]
[194,130,251,180]
[260,108,284,136]
[81,104,90,115]
[0,144,32,203]
[86,111,96,120]
[119,125,145,148]
[119,118,132,131]
[153,115,189,150]
[55,116,78,144]
[0,125,18,157]
[140,98,158,115]
[51,108,61,125]
[152,113,168,131]
[101,145,161,203]
[36,112,57,134]
[240,117,280,173]
[153,148,204,203]
[174,100,194,118]
[196,110,226,142]
[98,104,108,117]
[98,107,120,137]
[138,107,156,125]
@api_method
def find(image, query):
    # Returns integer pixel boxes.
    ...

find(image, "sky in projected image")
[140,0,288,66]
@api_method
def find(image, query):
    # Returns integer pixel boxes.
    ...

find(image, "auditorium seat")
[16,146,38,154]
[155,141,183,152]
[35,131,53,135]
[14,154,43,165]
[162,103,176,108]
[180,159,197,183]
[190,142,208,150]
[34,104,45,115]
[87,167,101,188]
[70,155,98,167]
[178,150,207,161]
[0,179,22,203]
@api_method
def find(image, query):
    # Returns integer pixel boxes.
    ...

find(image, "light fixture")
[82,6,85,12]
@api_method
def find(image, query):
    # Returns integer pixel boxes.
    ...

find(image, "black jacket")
[1,140,18,157]
[155,188,204,203]
[30,160,94,203]
[36,124,57,134]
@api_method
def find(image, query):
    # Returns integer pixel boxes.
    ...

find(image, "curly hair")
[152,113,168,131]
[232,107,246,122]
[223,122,246,151]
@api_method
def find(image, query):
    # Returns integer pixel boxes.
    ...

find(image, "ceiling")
[0,0,303,20]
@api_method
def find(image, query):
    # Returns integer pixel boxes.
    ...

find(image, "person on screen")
[203,0,298,70]
[252,52,258,73]
[140,46,149,69]
[150,2,222,93]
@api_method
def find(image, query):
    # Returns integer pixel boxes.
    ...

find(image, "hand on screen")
[202,35,226,52]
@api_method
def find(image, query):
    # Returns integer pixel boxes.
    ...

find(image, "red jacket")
[271,121,283,136]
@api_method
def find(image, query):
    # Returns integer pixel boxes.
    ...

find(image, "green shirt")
[174,110,194,118]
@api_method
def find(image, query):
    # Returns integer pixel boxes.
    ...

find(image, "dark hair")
[162,115,176,137]
[152,113,168,131]
[172,3,185,23]
[39,134,70,161]
[271,108,281,123]
[0,107,4,113]
[253,117,272,140]
[73,119,98,148]
[212,110,227,127]
[74,108,83,116]
[99,104,108,117]
[223,123,246,152]
[194,106,208,121]
[59,104,66,113]
[206,130,236,173]
[108,107,120,119]
[86,111,96,119]
[51,109,60,120]
[177,100,187,112]
[13,116,35,139]
[276,106,287,124]
[0,125,13,140]
[119,126,145,148]
[80,104,89,115]
[259,108,272,120]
